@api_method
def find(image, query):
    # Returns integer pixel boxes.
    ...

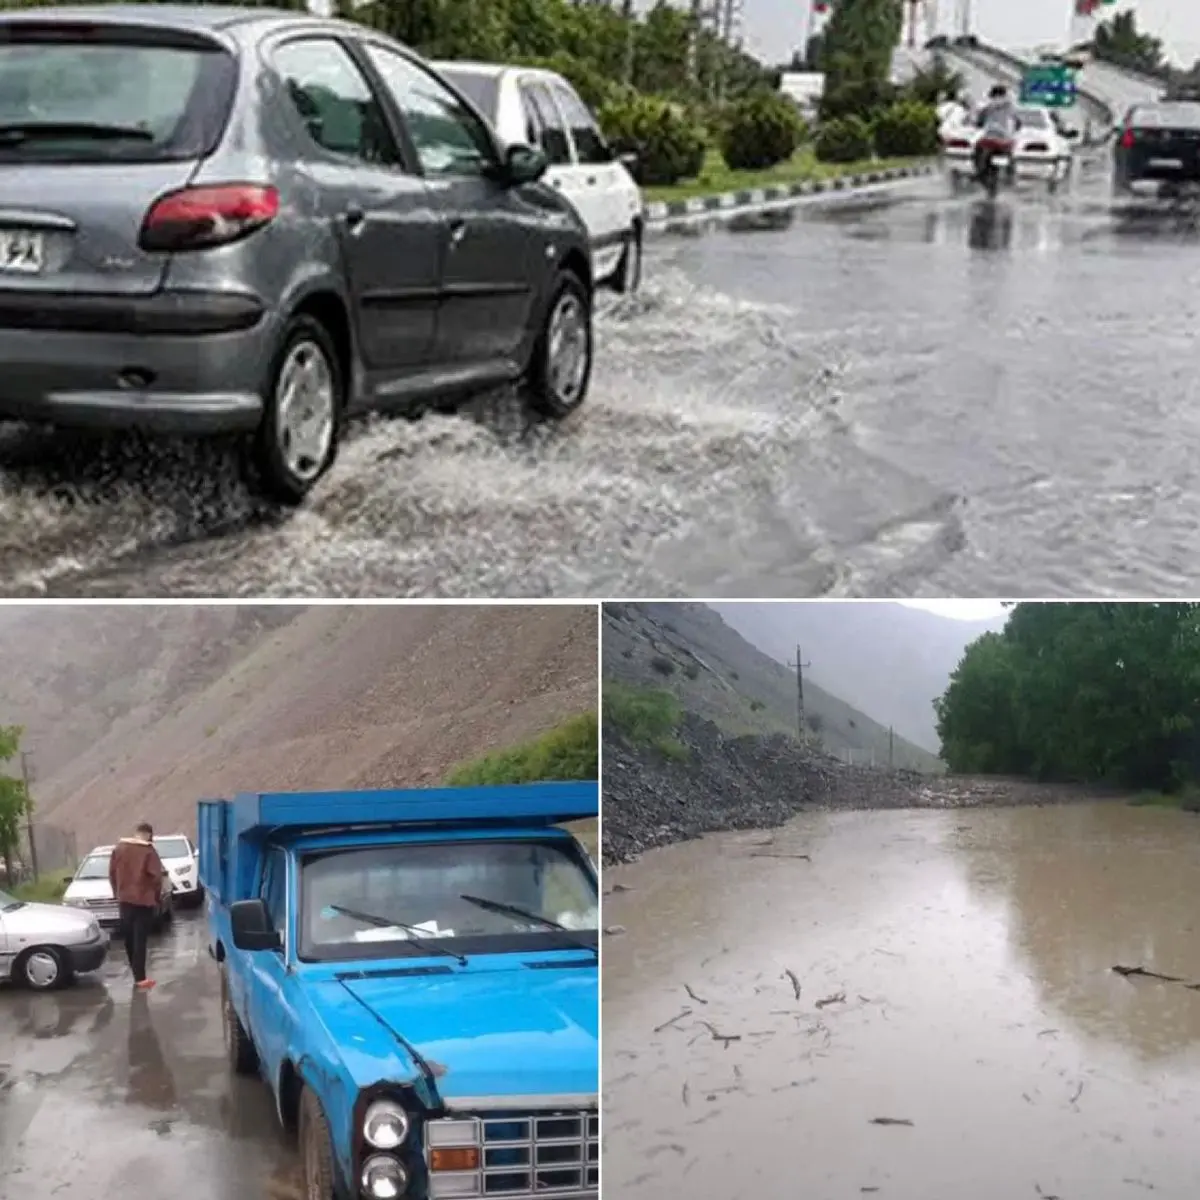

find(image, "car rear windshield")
[438,68,500,122]
[1135,103,1200,129]
[1016,108,1050,128]
[0,27,235,162]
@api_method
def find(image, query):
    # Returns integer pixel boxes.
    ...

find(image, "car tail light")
[945,137,971,149]
[1121,127,1137,149]
[139,184,279,253]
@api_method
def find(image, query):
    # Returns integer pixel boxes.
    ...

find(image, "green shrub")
[445,712,597,785]
[872,100,939,157]
[598,93,706,186]
[718,91,806,171]
[603,683,687,758]
[814,115,873,163]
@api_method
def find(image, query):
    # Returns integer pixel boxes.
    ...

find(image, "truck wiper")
[459,894,598,957]
[0,122,155,145]
[327,904,467,966]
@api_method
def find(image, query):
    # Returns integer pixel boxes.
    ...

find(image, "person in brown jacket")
[108,822,166,990]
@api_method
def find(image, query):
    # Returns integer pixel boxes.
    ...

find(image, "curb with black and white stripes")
[641,161,938,226]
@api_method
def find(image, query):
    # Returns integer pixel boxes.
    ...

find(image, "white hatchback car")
[435,61,644,292]
[0,886,108,990]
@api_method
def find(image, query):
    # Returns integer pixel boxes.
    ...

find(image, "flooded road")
[0,912,297,1200]
[603,803,1200,1200]
[6,123,1200,594]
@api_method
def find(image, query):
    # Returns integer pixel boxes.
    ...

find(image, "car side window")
[261,849,287,935]
[551,82,610,166]
[273,37,399,166]
[524,81,572,166]
[361,44,496,177]
[519,84,545,148]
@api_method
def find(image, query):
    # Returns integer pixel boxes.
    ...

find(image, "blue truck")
[198,782,598,1200]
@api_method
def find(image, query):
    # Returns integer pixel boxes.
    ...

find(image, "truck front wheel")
[299,1087,339,1200]
[221,969,259,1075]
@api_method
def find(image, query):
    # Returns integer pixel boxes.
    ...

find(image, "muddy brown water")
[602,803,1200,1200]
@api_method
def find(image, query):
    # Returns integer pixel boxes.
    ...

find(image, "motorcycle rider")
[973,83,1021,182]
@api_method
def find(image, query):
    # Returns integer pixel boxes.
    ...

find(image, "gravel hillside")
[1,605,597,855]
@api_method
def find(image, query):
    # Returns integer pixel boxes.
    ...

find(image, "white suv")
[435,61,644,293]
[154,835,203,909]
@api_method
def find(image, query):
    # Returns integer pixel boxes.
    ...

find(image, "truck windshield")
[299,838,597,962]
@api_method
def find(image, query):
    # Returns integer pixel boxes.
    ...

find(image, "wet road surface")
[5,131,1200,595]
[603,803,1200,1200]
[0,911,297,1200]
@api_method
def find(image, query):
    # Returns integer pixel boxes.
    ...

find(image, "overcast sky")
[900,600,1009,620]
[741,2,1200,70]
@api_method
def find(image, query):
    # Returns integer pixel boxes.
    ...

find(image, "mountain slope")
[0,605,597,859]
[602,602,940,772]
[710,602,1008,751]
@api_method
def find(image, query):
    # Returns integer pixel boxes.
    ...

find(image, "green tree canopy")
[0,725,30,883]
[935,604,1200,790]
[1092,9,1165,76]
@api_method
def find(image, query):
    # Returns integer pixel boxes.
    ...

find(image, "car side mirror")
[501,143,548,186]
[230,898,282,952]
[617,150,638,172]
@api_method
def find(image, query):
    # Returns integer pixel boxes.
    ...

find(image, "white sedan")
[434,61,644,292]
[940,105,1079,190]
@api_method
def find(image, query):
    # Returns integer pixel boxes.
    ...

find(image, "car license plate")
[0,228,44,274]
[1149,157,1184,169]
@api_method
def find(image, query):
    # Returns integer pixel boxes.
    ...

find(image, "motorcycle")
[974,136,1016,199]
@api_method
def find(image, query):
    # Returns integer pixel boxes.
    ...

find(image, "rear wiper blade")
[0,122,155,145]
[459,893,598,957]
[327,903,467,965]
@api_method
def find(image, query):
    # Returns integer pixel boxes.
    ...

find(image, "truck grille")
[426,1110,598,1198]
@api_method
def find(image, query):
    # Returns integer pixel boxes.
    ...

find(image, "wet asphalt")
[2,63,1198,597]
[0,910,298,1200]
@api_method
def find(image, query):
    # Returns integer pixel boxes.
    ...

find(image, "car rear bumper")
[0,289,272,434]
[66,940,109,973]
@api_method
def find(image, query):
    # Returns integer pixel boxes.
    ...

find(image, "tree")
[819,0,904,119]
[935,604,1200,791]
[1092,9,1165,76]
[0,726,30,885]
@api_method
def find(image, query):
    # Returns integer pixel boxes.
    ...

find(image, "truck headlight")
[363,1099,410,1150]
[361,1155,408,1199]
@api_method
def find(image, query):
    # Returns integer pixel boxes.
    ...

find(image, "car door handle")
[448,219,467,246]
[586,175,597,185]
[342,205,365,231]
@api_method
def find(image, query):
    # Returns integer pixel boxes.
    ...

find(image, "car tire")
[299,1087,338,1200]
[526,269,593,420]
[252,313,344,506]
[16,946,70,991]
[221,968,259,1075]
[613,223,643,294]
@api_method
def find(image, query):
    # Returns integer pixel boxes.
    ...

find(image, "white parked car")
[435,61,644,292]
[940,104,1078,190]
[0,887,108,990]
[62,845,174,930]
[154,834,203,909]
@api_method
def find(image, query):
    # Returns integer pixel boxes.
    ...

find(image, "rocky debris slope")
[602,713,1111,864]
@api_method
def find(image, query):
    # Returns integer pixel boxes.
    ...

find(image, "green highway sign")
[1020,64,1079,108]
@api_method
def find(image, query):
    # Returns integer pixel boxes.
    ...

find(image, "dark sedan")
[0,5,594,502]
[1113,101,1200,198]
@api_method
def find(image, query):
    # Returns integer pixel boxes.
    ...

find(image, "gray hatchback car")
[0,5,595,502]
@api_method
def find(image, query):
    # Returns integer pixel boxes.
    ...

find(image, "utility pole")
[621,0,635,86]
[889,727,895,770]
[787,645,811,742]
[20,750,37,882]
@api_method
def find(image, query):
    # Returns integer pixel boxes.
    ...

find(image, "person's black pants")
[119,902,154,982]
